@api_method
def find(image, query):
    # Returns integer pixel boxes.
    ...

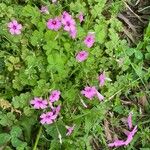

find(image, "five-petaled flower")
[40,105,61,124]
[49,90,61,103]
[84,33,95,48]
[8,20,22,35]
[47,17,62,31]
[81,86,104,101]
[76,51,88,62]
[30,98,48,109]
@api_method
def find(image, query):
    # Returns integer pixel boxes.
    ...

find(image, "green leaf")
[0,112,16,127]
[11,138,27,148]
[0,133,11,146]
[95,20,107,44]
[10,126,22,138]
[134,50,143,59]
[12,92,32,109]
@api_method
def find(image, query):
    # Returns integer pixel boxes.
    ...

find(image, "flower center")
[12,25,17,30]
[80,53,85,57]
[37,100,43,104]
[66,21,70,26]
[52,21,57,25]
[87,37,91,42]
[52,93,56,98]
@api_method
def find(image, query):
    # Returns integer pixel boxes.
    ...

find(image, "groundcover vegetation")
[0,0,150,149]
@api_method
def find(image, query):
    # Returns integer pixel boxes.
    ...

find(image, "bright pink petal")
[108,140,125,147]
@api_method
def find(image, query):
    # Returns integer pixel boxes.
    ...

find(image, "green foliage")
[0,0,149,149]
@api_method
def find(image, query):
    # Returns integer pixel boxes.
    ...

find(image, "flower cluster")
[61,11,77,39]
[30,90,61,125]
[108,113,137,147]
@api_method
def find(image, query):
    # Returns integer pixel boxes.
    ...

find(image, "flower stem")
[33,126,42,150]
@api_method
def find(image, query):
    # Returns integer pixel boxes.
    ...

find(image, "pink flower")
[81,86,97,99]
[108,113,138,148]
[77,12,84,23]
[108,140,125,147]
[127,112,132,129]
[49,90,61,103]
[47,17,62,31]
[8,20,22,35]
[40,6,49,14]
[98,72,106,86]
[95,90,104,101]
[84,33,95,48]
[30,98,48,109]
[63,18,76,32]
[40,105,61,124]
[69,28,77,39]
[61,11,77,37]
[66,125,75,136]
[52,105,61,117]
[76,51,88,62]
[40,112,56,124]
[124,125,137,145]
[61,11,72,22]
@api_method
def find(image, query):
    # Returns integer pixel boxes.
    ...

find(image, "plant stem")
[33,126,42,150]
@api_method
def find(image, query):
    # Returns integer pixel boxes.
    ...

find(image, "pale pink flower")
[52,105,61,117]
[49,90,61,103]
[63,18,76,32]
[66,125,75,136]
[81,86,97,100]
[61,11,77,36]
[95,90,104,101]
[30,98,48,109]
[76,51,88,62]
[124,125,137,145]
[77,12,84,23]
[8,20,22,35]
[69,28,77,39]
[61,11,72,22]
[84,33,95,48]
[127,113,132,129]
[98,72,106,86]
[108,140,125,147]
[40,6,49,14]
[40,105,61,124]
[40,112,56,124]
[47,17,62,31]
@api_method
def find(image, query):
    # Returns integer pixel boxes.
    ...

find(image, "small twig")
[108,89,123,100]
[135,0,140,6]
[123,1,144,23]
[122,27,135,43]
[118,13,137,33]
[138,6,150,12]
